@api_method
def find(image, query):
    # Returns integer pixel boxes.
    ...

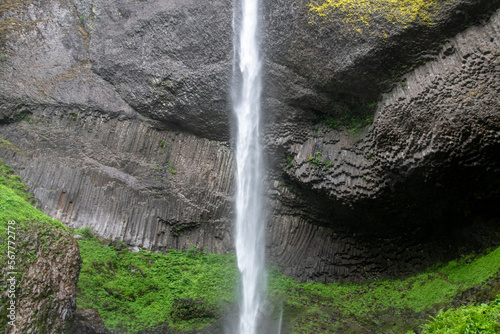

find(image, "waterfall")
[232,0,265,332]
[277,303,283,334]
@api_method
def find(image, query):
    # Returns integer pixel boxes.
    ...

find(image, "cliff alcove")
[0,0,499,287]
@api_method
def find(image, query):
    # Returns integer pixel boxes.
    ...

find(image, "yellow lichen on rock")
[309,0,450,31]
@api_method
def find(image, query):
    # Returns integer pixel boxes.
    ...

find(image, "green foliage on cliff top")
[0,184,67,260]
[0,185,64,230]
[0,158,31,200]
[76,239,238,333]
[309,0,453,32]
[0,161,67,256]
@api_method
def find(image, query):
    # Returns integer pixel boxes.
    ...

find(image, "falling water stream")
[232,0,265,332]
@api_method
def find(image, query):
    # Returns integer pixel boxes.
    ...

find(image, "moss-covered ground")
[0,158,67,257]
[419,297,500,333]
[75,236,238,332]
[0,156,499,333]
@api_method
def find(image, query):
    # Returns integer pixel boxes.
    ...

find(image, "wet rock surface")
[0,0,499,284]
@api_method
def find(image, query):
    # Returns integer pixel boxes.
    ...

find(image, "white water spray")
[232,0,265,332]
[277,303,283,334]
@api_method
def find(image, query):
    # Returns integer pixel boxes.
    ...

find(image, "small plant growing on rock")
[418,297,500,333]
[76,226,94,239]
[308,151,334,171]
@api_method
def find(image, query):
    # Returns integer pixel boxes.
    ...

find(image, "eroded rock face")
[0,0,499,282]
[80,0,233,141]
[264,9,500,281]
[0,222,81,333]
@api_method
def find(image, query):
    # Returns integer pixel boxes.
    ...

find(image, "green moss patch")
[0,158,31,202]
[0,159,67,262]
[0,183,66,259]
[76,239,238,333]
[420,297,500,333]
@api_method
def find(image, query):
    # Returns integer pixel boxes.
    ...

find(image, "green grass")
[419,298,500,333]
[76,240,239,333]
[0,184,64,228]
[0,158,67,259]
[0,184,66,258]
[442,248,500,286]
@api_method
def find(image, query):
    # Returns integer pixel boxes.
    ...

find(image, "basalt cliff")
[1,0,500,285]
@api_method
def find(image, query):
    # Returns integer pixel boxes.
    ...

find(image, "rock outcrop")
[0,222,81,333]
[0,0,499,282]
[69,309,114,334]
[265,7,500,281]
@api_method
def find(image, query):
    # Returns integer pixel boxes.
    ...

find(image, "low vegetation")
[76,238,238,332]
[0,159,66,258]
[0,158,31,202]
[268,246,500,333]
[420,297,500,333]
[75,234,500,333]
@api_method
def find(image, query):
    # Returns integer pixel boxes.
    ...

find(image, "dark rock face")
[0,0,499,283]
[264,8,500,281]
[82,0,233,141]
[69,309,114,334]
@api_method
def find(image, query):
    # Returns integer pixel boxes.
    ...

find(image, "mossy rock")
[170,298,216,322]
